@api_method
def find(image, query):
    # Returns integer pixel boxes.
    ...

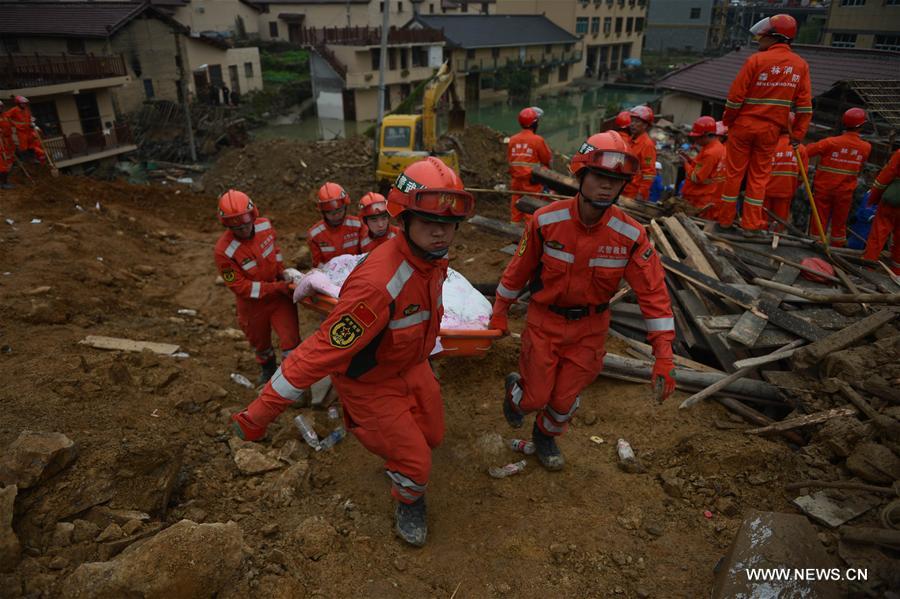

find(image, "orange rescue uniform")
[493,199,674,436]
[805,130,871,246]
[214,218,300,363]
[307,215,363,266]
[358,224,400,253]
[681,138,726,219]
[720,42,812,230]
[763,135,805,230]
[507,128,552,222]
[233,235,446,504]
[863,149,900,275]
[622,132,656,201]
[3,106,44,161]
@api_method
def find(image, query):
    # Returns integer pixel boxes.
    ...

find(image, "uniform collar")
[573,196,622,231]
[396,232,448,273]
[844,130,860,138]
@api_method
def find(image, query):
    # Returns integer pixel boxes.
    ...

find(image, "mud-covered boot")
[532,421,565,471]
[503,372,524,428]
[394,497,427,547]
[257,356,278,386]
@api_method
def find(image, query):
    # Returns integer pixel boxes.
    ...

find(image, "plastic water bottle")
[616,438,644,473]
[327,405,340,420]
[488,460,526,479]
[293,415,319,449]
[508,439,535,455]
[230,373,253,389]
[317,426,346,451]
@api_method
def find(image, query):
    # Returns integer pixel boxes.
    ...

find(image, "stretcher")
[300,293,503,358]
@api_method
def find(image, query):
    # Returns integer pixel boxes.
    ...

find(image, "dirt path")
[0,172,805,598]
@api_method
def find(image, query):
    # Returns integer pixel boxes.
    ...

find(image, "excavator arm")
[422,61,465,151]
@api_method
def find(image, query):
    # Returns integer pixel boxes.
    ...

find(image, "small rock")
[96,523,124,543]
[497,582,511,594]
[659,469,685,499]
[549,542,569,563]
[716,497,740,518]
[0,431,78,489]
[51,522,75,548]
[0,485,20,572]
[121,520,142,536]
[84,507,150,529]
[636,588,651,598]
[292,516,337,561]
[183,507,207,523]
[393,556,407,572]
[27,286,52,296]
[268,461,309,507]
[261,523,279,538]
[581,410,598,426]
[234,448,282,475]
[846,442,900,484]
[72,519,99,544]
[475,432,505,461]
[48,556,68,570]
[133,265,156,276]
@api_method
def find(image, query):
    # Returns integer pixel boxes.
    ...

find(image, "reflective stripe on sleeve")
[537,208,571,227]
[262,244,274,258]
[270,366,304,401]
[645,317,675,331]
[496,282,520,300]
[388,310,431,330]
[309,224,326,237]
[607,216,641,242]
[255,220,272,232]
[241,260,258,271]
[250,281,261,298]
[386,260,414,299]
[225,239,241,258]
[342,240,358,249]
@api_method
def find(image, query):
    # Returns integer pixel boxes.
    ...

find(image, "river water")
[254,85,657,154]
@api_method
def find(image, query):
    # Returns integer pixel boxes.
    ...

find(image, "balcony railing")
[296,26,443,47]
[41,122,135,165]
[1,53,127,89]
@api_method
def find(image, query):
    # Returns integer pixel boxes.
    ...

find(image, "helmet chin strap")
[579,174,618,210]
[401,226,448,261]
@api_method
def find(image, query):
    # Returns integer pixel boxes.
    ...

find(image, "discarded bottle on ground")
[318,426,346,450]
[327,405,340,420]
[616,438,645,474]
[488,460,526,479]
[293,414,320,449]
[230,373,253,389]
[508,438,535,455]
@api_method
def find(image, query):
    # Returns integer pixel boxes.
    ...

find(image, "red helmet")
[570,131,639,180]
[629,105,654,125]
[217,189,258,227]
[316,182,349,212]
[359,192,389,219]
[715,121,728,136]
[750,14,797,41]
[387,157,474,223]
[688,116,717,138]
[842,107,867,129]
[800,257,835,283]
[518,106,542,128]
[15,95,29,105]
[614,110,632,129]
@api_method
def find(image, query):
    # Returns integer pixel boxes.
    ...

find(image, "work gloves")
[651,358,676,402]
[488,311,509,335]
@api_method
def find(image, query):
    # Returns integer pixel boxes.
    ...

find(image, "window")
[466,48,476,59]
[689,7,701,19]
[67,39,85,54]
[371,48,381,70]
[1,37,19,53]
[461,2,468,12]
[388,48,397,70]
[604,17,612,34]
[269,21,278,37]
[874,34,900,50]
[383,126,411,148]
[429,3,434,13]
[886,0,900,5]
[591,17,600,34]
[615,17,623,33]
[412,46,428,67]
[635,17,644,32]
[559,64,569,82]
[143,79,155,99]
[481,76,493,90]
[481,2,489,13]
[379,2,384,12]
[398,1,403,11]
[626,17,633,33]
[576,17,589,34]
[492,47,500,58]
[539,67,550,85]
[831,33,857,47]
[839,0,865,5]
[400,48,408,69]
[208,64,223,84]
[244,62,253,78]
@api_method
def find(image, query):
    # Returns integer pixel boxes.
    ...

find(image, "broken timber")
[753,278,900,304]
[791,309,897,368]
[745,407,856,435]
[79,335,180,355]
[727,264,800,348]
[467,215,523,241]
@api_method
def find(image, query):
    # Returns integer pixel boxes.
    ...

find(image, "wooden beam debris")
[753,279,900,304]
[79,335,180,356]
[792,309,897,368]
[745,407,856,435]
[467,215,523,241]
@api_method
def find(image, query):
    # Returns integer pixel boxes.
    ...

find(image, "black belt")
[548,303,609,320]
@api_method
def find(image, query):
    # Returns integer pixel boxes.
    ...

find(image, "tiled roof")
[0,1,183,38]
[412,14,577,48]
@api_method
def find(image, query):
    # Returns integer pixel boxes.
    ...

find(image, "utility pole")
[174,32,197,162]
[346,0,351,28]
[376,1,390,148]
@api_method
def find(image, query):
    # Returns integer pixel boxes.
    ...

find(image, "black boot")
[532,421,565,471]
[503,372,524,428]
[394,497,427,547]
[257,356,277,386]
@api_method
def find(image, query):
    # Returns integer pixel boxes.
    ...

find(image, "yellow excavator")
[376,62,466,188]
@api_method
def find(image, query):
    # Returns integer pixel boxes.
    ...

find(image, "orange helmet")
[629,105,654,125]
[518,106,543,128]
[750,14,797,41]
[316,182,349,212]
[359,192,389,219]
[217,189,258,227]
[715,121,728,136]
[614,110,632,129]
[570,131,638,180]
[387,157,474,223]
[15,96,29,105]
[842,107,867,129]
[688,116,717,138]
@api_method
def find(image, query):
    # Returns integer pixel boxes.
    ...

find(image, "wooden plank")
[792,309,898,367]
[79,335,180,355]
[649,219,679,261]
[733,346,804,369]
[530,165,578,195]
[679,214,743,284]
[752,278,900,305]
[661,216,718,279]
[745,407,857,435]
[607,328,721,373]
[514,195,552,215]
[675,288,740,372]
[727,264,800,348]
[467,215,523,241]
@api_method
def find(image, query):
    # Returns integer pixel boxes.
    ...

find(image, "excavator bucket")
[448,107,466,132]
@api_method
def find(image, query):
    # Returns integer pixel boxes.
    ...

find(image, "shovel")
[34,130,59,177]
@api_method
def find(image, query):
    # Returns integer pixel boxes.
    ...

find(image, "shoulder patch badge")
[222,269,236,283]
[403,304,420,316]
[329,314,364,349]
[517,228,528,256]
[545,240,565,251]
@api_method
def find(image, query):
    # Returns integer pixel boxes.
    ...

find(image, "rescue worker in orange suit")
[357,192,400,253]
[489,132,676,471]
[307,182,362,266]
[678,116,725,219]
[232,157,475,547]
[3,96,45,163]
[0,101,14,157]
[508,106,552,223]
[0,101,14,190]
[763,129,806,231]
[620,106,656,203]
[719,14,812,235]
[214,190,300,385]
[863,148,900,275]
[613,110,633,148]
[713,121,729,208]
[805,108,872,247]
